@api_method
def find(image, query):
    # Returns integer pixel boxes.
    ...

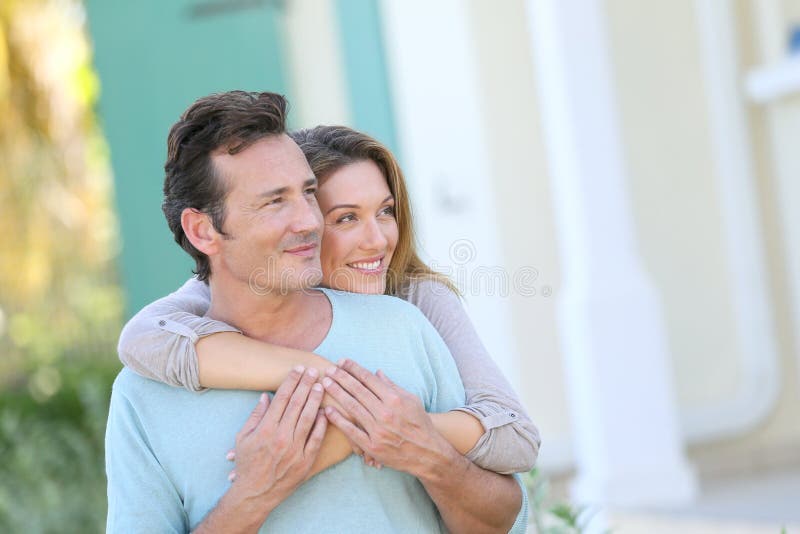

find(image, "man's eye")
[304,188,317,195]
[264,197,283,207]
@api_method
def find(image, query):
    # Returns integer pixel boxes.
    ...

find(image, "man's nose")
[361,218,388,251]
[290,196,322,235]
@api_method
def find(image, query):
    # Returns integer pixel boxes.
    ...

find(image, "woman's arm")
[119,279,485,463]
[198,334,485,455]
[405,278,541,473]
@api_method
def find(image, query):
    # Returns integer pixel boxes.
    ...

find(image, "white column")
[525,0,697,512]
[687,0,780,442]
[379,0,520,386]
[284,0,351,128]
[750,0,800,400]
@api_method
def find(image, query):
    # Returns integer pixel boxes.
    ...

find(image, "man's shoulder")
[111,367,177,404]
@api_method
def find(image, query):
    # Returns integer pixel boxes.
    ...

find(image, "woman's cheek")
[321,228,347,272]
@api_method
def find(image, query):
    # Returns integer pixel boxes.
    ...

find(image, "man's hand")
[196,366,327,533]
[321,359,456,479]
[322,360,522,534]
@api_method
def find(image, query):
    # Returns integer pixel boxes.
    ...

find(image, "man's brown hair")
[162,91,288,281]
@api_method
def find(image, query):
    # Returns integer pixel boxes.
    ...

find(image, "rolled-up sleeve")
[117,277,240,391]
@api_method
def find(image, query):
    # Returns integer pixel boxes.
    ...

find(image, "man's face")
[210,134,323,294]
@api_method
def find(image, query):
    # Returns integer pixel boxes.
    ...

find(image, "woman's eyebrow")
[325,203,359,215]
[325,195,394,215]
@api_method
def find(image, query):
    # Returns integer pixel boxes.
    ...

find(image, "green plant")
[524,468,605,534]
[0,360,118,534]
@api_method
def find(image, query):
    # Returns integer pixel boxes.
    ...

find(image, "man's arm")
[323,361,523,533]
[413,440,524,534]
[106,382,189,533]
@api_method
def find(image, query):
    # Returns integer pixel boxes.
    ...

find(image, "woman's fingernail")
[260,392,267,403]
[312,383,323,392]
[308,367,319,378]
[322,377,333,388]
[226,451,235,461]
[326,366,337,376]
[294,365,306,373]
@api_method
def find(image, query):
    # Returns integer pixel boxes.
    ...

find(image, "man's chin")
[246,264,322,296]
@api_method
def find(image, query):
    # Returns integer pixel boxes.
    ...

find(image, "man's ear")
[181,208,221,256]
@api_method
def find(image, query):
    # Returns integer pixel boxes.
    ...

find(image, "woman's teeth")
[350,260,381,270]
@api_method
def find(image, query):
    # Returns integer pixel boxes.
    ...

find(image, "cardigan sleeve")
[117,277,240,391]
[403,279,541,473]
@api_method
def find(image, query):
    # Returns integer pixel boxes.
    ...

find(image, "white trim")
[746,55,800,104]
[751,0,786,62]
[283,0,351,127]
[687,0,781,442]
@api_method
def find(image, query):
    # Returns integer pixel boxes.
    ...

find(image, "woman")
[118,125,539,474]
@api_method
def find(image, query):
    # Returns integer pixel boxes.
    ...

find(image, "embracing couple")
[105,90,540,533]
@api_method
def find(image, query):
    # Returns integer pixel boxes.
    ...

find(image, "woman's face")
[316,159,399,294]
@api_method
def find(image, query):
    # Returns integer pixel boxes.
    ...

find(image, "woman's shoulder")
[399,277,462,312]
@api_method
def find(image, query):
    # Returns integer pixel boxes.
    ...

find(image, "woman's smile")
[346,255,385,274]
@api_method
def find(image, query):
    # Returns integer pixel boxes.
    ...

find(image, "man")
[105,90,527,533]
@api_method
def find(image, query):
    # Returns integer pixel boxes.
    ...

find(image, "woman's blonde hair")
[290,125,458,297]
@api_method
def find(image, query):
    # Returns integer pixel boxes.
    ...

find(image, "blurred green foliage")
[0,0,122,531]
[524,468,606,534]
[0,361,118,533]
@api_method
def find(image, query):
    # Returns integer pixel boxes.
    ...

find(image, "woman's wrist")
[429,410,485,455]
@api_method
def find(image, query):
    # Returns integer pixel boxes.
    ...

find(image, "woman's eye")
[379,205,395,217]
[336,213,357,223]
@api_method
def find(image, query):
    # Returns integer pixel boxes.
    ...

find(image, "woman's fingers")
[362,454,383,469]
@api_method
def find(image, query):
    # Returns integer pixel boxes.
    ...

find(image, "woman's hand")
[321,359,457,478]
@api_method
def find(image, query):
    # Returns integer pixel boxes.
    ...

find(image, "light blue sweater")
[106,288,529,533]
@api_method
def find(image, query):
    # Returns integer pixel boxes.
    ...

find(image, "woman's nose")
[361,219,388,251]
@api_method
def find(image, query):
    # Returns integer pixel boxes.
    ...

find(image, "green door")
[85,0,288,316]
